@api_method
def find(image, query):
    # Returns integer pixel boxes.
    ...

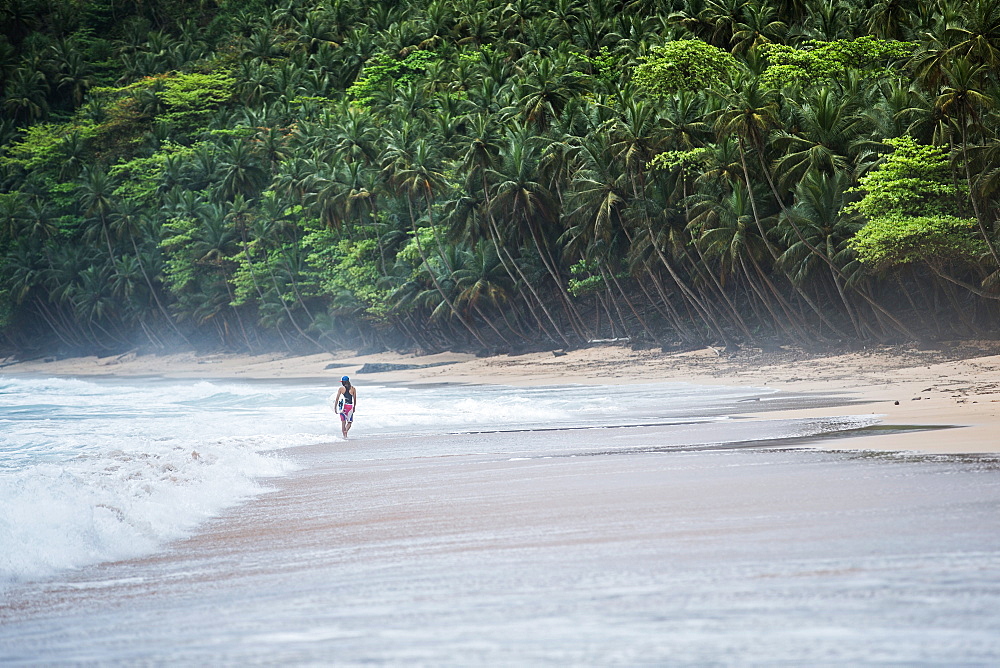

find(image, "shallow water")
[2,376,999,664]
[0,374,825,588]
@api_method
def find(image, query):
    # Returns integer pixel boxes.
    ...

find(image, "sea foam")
[0,375,786,588]
[0,376,332,588]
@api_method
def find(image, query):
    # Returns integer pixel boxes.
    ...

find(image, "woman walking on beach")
[334,375,357,439]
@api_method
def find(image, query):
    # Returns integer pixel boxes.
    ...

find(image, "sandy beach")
[3,370,1000,663]
[3,341,999,454]
[4,344,1000,663]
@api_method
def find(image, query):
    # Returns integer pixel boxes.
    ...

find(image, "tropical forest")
[2,0,1000,357]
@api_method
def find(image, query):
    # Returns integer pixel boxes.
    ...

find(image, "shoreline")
[4,346,1000,664]
[7,428,1000,663]
[2,341,999,455]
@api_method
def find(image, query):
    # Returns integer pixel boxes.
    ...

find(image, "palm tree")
[256,125,291,175]
[449,241,519,346]
[243,26,281,62]
[310,161,378,235]
[512,58,589,131]
[688,183,809,340]
[110,200,189,343]
[333,107,379,165]
[52,129,89,180]
[2,67,49,123]
[550,0,584,39]
[501,0,546,38]
[669,0,715,42]
[455,114,572,344]
[0,193,27,243]
[488,130,589,343]
[945,0,1000,69]
[381,132,491,348]
[731,2,786,53]
[3,239,62,346]
[802,0,853,41]
[713,75,783,258]
[935,57,1000,268]
[1,0,40,45]
[72,264,126,348]
[564,136,658,340]
[52,47,94,107]
[719,81,916,337]
[77,167,120,259]
[218,139,268,202]
[776,170,866,336]
[382,135,453,263]
[866,0,916,39]
[295,11,341,54]
[714,77,876,337]
[702,0,748,49]
[772,86,865,190]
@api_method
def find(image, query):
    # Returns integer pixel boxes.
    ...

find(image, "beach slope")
[2,341,999,454]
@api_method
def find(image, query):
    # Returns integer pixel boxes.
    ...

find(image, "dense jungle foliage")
[2,0,1000,355]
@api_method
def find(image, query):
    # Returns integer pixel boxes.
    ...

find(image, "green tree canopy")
[848,136,983,269]
[633,40,739,97]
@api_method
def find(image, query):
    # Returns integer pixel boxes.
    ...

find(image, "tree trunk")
[407,197,491,349]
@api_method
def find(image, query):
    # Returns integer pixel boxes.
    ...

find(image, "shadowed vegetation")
[1,0,999,355]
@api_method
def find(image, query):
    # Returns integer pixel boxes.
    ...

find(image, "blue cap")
[341,376,350,382]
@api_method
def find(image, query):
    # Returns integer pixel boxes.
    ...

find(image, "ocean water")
[0,374,799,588]
[3,374,999,664]
[0,374,870,589]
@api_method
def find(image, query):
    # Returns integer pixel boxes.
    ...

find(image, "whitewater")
[0,375,771,587]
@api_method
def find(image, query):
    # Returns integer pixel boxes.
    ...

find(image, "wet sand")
[4,339,1000,664]
[3,425,1000,663]
[3,353,1000,662]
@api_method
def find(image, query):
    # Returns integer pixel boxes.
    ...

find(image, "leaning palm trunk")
[406,199,491,349]
[684,241,755,340]
[239,233,292,351]
[636,263,688,336]
[754,148,916,339]
[735,137,848,339]
[526,220,591,342]
[220,269,255,350]
[599,268,632,336]
[641,261,698,342]
[595,292,617,338]
[742,255,812,344]
[263,255,324,350]
[422,188,456,274]
[629,173,700,341]
[929,264,1000,300]
[129,235,190,345]
[138,319,164,348]
[604,266,657,341]
[34,299,80,348]
[486,212,572,346]
[960,119,1000,269]
[830,265,863,339]
[648,166,753,340]
[935,272,984,333]
[471,301,512,346]
[495,303,534,344]
[481,176,571,346]
[645,225,729,342]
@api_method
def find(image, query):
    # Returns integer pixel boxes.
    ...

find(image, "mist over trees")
[1,0,999,355]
